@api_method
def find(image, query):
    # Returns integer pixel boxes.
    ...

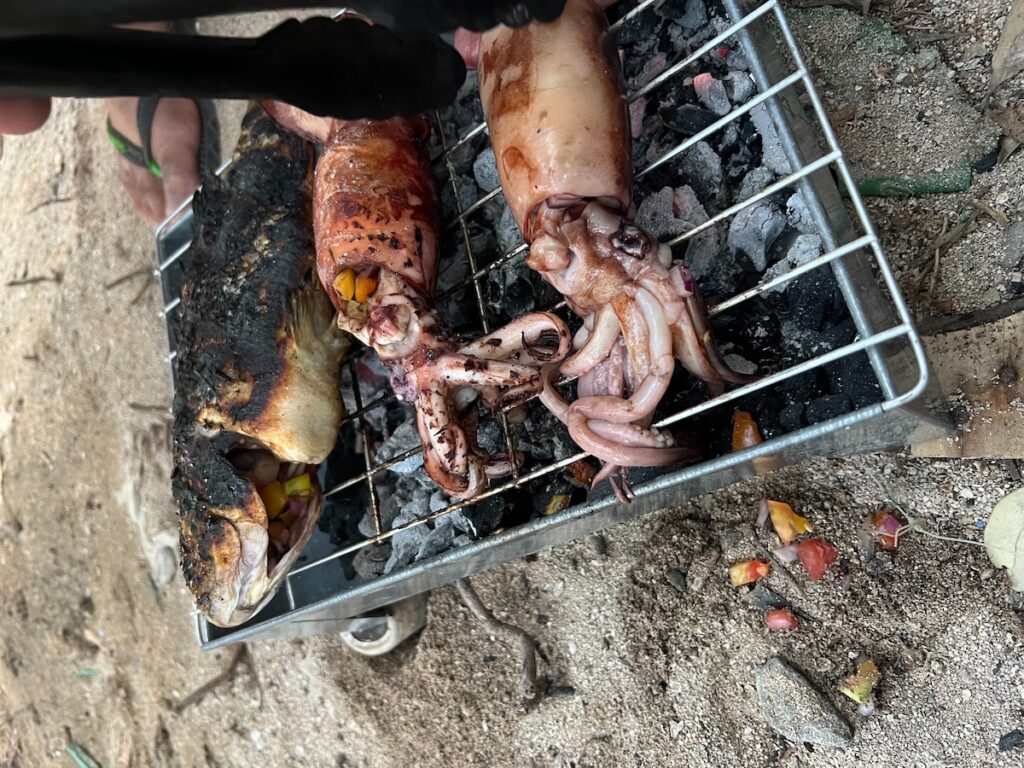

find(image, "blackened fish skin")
[171,105,346,628]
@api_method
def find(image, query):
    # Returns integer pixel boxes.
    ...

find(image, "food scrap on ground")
[798,538,839,582]
[766,499,814,545]
[840,658,882,716]
[729,559,771,587]
[765,608,799,632]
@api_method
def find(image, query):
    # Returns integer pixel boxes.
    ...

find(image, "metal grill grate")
[154,0,933,649]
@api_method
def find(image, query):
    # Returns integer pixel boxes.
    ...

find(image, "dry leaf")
[990,0,1024,95]
[998,135,1022,164]
[984,487,1024,591]
[988,102,1024,144]
[828,103,858,128]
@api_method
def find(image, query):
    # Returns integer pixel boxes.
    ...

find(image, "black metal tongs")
[0,0,568,120]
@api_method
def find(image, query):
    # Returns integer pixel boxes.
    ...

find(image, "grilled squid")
[172,106,348,628]
[264,14,571,500]
[472,0,753,498]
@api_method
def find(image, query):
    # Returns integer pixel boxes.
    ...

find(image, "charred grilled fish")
[171,105,347,628]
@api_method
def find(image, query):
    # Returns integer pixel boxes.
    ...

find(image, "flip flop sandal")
[104,19,222,183]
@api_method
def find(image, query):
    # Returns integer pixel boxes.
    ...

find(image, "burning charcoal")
[737,166,776,202]
[694,73,731,116]
[655,0,708,32]
[630,98,648,139]
[496,205,523,255]
[376,418,424,475]
[785,192,818,234]
[805,394,853,425]
[384,515,426,573]
[727,200,787,272]
[613,6,661,46]
[353,543,392,581]
[726,72,757,104]
[476,417,504,456]
[436,239,473,295]
[418,516,456,560]
[439,174,478,219]
[660,103,718,136]
[452,494,507,538]
[825,353,882,408]
[763,234,823,292]
[630,52,669,91]
[637,186,686,240]
[473,147,500,192]
[486,252,535,317]
[722,352,758,376]
[750,104,791,175]
[676,141,723,202]
[784,269,840,333]
[779,402,806,432]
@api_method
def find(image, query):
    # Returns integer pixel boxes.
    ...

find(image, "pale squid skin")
[478,0,752,499]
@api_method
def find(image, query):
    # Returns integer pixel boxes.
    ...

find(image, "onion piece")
[756,498,770,528]
[772,543,800,564]
[765,608,798,632]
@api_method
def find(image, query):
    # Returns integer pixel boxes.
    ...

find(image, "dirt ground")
[1,2,1023,767]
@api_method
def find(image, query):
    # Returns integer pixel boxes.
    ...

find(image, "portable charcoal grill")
[155,0,944,650]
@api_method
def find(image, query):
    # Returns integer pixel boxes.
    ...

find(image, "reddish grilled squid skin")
[266,105,572,500]
[477,0,752,499]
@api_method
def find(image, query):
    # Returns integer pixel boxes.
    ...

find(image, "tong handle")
[0,18,467,120]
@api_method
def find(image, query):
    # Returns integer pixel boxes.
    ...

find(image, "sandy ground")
[1,2,1023,767]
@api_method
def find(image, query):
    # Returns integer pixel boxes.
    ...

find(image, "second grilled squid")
[267,13,572,500]
[461,0,754,499]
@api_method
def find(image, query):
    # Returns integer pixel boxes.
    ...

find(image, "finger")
[0,98,52,135]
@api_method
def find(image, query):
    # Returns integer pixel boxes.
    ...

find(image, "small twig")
[927,218,948,298]
[129,279,153,306]
[105,268,152,291]
[455,577,545,706]
[169,645,248,714]
[128,402,170,414]
[6,272,63,287]
[28,196,75,214]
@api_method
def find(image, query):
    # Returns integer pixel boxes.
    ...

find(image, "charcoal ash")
[485,251,561,321]
[375,417,424,475]
[451,495,507,539]
[439,173,479,220]
[655,0,708,32]
[473,147,501,192]
[507,407,577,463]
[660,103,718,136]
[725,72,757,104]
[786,192,818,234]
[676,141,724,203]
[762,234,823,292]
[694,73,731,116]
[738,166,776,202]
[496,205,524,256]
[750,103,792,176]
[385,511,457,574]
[727,200,788,272]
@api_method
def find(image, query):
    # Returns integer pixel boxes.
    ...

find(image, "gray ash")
[318,0,884,578]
